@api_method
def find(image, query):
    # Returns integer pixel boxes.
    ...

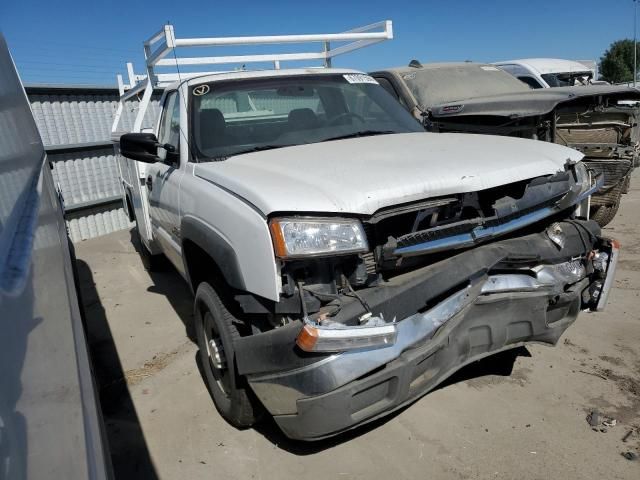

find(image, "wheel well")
[182,239,228,294]
[183,239,260,332]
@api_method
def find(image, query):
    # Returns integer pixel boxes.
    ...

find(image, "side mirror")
[120,132,160,163]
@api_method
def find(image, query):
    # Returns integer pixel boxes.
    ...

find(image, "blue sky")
[1,0,636,85]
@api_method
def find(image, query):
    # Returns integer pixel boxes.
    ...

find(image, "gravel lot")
[76,170,640,480]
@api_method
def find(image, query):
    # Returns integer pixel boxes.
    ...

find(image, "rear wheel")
[134,222,165,271]
[124,191,135,222]
[194,281,262,428]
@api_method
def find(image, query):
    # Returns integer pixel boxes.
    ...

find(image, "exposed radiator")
[556,127,621,145]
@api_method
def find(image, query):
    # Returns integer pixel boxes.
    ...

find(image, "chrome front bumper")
[248,239,619,423]
[596,239,620,311]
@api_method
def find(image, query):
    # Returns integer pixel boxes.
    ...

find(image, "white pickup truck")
[113,24,619,441]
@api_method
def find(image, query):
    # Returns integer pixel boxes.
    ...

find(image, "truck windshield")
[541,72,593,87]
[399,64,530,107]
[190,74,423,161]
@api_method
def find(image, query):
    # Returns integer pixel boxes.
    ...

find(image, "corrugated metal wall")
[25,85,162,242]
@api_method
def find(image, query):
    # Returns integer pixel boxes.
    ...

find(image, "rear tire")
[134,223,165,272]
[194,281,262,428]
[124,191,135,222]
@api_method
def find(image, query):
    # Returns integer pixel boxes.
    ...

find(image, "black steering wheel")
[328,112,365,126]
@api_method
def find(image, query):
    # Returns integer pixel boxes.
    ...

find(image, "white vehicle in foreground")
[112,24,618,441]
[495,58,595,89]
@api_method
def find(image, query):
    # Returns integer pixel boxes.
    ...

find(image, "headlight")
[546,222,566,248]
[574,161,602,201]
[269,217,368,258]
[574,161,590,191]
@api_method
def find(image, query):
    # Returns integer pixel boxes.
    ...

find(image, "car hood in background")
[431,85,640,118]
[194,132,582,216]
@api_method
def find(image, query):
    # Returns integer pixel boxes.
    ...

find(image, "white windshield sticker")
[193,84,210,96]
[343,74,379,84]
[481,66,500,71]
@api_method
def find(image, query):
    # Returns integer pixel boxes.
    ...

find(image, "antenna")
[166,23,195,162]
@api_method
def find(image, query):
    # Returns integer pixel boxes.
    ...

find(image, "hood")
[194,132,583,216]
[431,85,640,119]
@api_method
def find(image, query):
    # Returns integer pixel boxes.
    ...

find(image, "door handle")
[146,175,153,191]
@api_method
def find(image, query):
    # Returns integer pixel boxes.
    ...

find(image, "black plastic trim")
[180,216,246,291]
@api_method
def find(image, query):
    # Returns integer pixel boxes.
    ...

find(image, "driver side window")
[157,92,180,162]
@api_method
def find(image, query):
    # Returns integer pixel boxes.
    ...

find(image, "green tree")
[600,39,638,83]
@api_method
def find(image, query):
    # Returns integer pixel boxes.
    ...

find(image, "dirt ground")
[76,171,640,480]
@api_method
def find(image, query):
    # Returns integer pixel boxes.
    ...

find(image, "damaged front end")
[554,101,639,225]
[430,89,640,226]
[233,162,618,441]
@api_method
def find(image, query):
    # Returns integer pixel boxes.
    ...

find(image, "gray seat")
[287,108,319,131]
[198,108,232,150]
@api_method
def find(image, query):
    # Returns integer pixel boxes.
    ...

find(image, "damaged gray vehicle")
[370,62,640,226]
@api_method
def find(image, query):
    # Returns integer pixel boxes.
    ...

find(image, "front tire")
[591,200,621,227]
[590,183,623,227]
[194,281,262,428]
[621,175,631,194]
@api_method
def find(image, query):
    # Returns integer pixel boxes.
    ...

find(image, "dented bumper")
[236,220,618,440]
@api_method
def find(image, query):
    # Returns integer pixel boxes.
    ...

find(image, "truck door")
[146,90,184,267]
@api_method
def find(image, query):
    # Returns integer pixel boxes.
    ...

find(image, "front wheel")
[590,184,623,227]
[194,282,262,428]
[621,175,631,194]
[591,200,621,228]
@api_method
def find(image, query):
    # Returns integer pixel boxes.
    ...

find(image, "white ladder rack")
[112,20,392,133]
